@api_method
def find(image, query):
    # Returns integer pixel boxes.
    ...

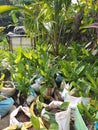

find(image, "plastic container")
[0,97,14,117]
[1,81,16,97]
[74,107,88,130]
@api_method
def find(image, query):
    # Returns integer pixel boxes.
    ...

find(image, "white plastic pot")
[10,106,31,127]
[1,81,16,97]
[41,101,70,130]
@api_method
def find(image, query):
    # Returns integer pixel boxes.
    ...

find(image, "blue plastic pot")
[0,97,14,118]
[94,122,98,130]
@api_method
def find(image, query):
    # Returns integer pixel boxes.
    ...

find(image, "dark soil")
[42,116,51,129]
[40,95,53,104]
[3,81,13,88]
[28,127,36,130]
[69,115,94,130]
[47,108,61,113]
[70,118,75,130]
[83,116,94,130]
[33,104,41,116]
[15,110,30,122]
[12,90,27,107]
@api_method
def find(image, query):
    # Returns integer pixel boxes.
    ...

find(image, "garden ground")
[0,105,16,130]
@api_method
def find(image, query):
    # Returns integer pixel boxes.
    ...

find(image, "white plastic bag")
[65,95,90,118]
[10,106,31,127]
[81,97,90,106]
[55,108,71,130]
[49,100,63,109]
[42,101,70,130]
[65,95,82,109]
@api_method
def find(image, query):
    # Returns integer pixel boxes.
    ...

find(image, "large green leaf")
[10,11,18,23]
[76,65,85,76]
[60,102,69,110]
[85,72,96,88]
[0,5,32,15]
[30,116,40,130]
[0,5,21,13]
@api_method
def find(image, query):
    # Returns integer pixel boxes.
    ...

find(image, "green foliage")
[0,27,5,33]
[0,49,10,70]
[0,34,9,50]
[0,0,98,127]
[57,42,98,99]
[78,103,98,122]
[8,44,58,96]
[0,0,76,55]
[0,0,97,47]
[30,116,40,130]
[60,102,69,110]
[0,74,4,90]
[49,121,59,130]
[0,5,20,14]
[9,47,37,96]
[36,45,58,88]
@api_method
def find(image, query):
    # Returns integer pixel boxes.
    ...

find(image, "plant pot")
[39,95,53,105]
[74,107,88,130]
[29,102,47,129]
[10,106,31,126]
[1,81,16,97]
[41,101,70,130]
[0,96,14,118]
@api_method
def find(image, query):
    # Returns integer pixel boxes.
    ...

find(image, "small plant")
[36,45,58,95]
[78,101,98,123]
[9,47,36,97]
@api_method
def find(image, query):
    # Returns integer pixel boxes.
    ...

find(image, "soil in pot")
[3,82,13,88]
[53,88,64,101]
[28,127,36,130]
[12,91,27,107]
[1,69,11,81]
[15,110,30,122]
[83,116,94,130]
[42,108,60,129]
[33,104,41,117]
[46,107,61,114]
[70,117,75,130]
[39,95,53,104]
[42,116,50,129]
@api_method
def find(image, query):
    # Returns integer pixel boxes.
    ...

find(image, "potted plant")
[36,46,58,96]
[9,47,37,105]
[40,64,58,96]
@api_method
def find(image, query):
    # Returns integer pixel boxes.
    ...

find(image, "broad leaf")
[30,116,40,130]
[49,121,59,130]
[60,102,69,110]
[0,5,21,14]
